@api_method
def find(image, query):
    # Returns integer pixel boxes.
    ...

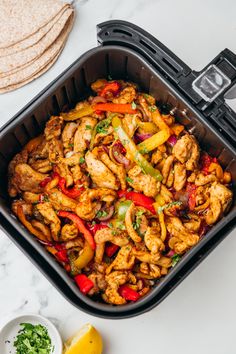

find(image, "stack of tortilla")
[0,0,74,93]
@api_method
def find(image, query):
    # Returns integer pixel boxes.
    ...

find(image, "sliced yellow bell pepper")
[137,120,158,134]
[73,240,94,270]
[137,129,170,154]
[61,106,94,121]
[153,197,167,242]
[112,116,163,181]
[151,109,170,131]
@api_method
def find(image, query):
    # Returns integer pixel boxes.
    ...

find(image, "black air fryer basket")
[0,21,235,319]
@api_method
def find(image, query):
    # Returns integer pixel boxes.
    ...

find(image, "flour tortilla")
[0,12,74,89]
[0,0,70,48]
[0,47,63,93]
[0,7,73,76]
[0,4,71,57]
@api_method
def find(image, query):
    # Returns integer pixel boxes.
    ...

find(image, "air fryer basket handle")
[97,20,191,83]
[198,48,236,146]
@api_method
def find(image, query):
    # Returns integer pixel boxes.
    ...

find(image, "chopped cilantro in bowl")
[14,323,53,353]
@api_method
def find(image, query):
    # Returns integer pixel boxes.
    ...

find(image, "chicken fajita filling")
[8,79,233,305]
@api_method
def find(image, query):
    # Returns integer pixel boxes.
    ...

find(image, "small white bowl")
[0,314,63,354]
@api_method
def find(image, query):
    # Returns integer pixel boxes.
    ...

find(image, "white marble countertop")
[0,1,236,353]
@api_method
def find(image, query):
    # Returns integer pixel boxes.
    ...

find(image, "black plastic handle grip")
[97,20,191,84]
[200,48,236,145]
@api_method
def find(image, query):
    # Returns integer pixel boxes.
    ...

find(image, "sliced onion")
[135,133,153,142]
[136,105,149,121]
[174,191,189,207]
[167,135,177,147]
[109,143,130,167]
[91,96,107,105]
[38,239,53,247]
[166,250,175,257]
[97,205,115,221]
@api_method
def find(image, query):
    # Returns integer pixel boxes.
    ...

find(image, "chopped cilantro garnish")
[96,118,111,134]
[133,216,142,230]
[139,147,149,154]
[42,195,49,202]
[131,101,137,110]
[148,105,157,112]
[172,254,181,267]
[14,323,53,354]
[68,143,74,148]
[85,125,92,130]
[157,201,182,214]
[79,157,85,164]
[96,210,108,218]
[126,176,134,184]
[136,210,145,216]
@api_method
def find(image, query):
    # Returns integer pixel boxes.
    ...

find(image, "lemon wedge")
[63,323,103,354]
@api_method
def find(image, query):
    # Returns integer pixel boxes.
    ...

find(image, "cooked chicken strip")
[44,116,63,141]
[125,202,142,243]
[48,188,77,211]
[173,162,187,191]
[162,155,174,184]
[8,150,29,197]
[144,226,165,254]
[205,182,233,225]
[60,224,78,241]
[127,165,161,198]
[30,159,52,173]
[195,172,217,186]
[23,192,40,204]
[73,117,97,152]
[14,163,47,193]
[103,271,136,305]
[94,228,129,263]
[85,151,118,190]
[106,245,135,274]
[112,86,136,104]
[62,122,78,151]
[166,217,199,254]
[35,202,61,241]
[76,188,116,220]
[12,200,33,216]
[132,249,161,264]
[97,147,126,190]
[140,262,161,279]
[173,134,200,171]
[122,113,139,137]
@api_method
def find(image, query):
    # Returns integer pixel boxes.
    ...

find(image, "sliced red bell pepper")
[39,176,52,188]
[200,153,217,174]
[64,263,71,273]
[100,81,120,97]
[186,183,197,211]
[93,103,137,114]
[54,243,65,251]
[74,274,94,294]
[118,190,156,214]
[118,285,140,302]
[55,249,68,263]
[105,243,120,257]
[87,223,108,235]
[58,177,84,199]
[58,211,96,250]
